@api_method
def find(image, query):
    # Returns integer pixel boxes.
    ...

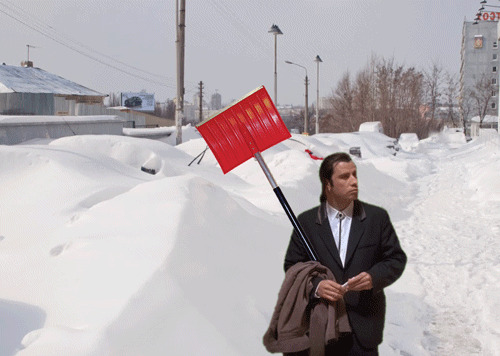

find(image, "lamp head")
[268,24,283,35]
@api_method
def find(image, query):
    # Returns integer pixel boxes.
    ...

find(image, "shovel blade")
[197,86,291,174]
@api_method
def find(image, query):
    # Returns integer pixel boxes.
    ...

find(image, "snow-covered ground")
[0,127,499,356]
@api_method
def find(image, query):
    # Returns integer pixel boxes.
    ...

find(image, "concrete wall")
[0,93,146,128]
[0,93,54,115]
[54,96,146,127]
[0,115,127,145]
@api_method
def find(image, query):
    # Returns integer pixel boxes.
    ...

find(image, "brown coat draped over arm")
[263,261,351,356]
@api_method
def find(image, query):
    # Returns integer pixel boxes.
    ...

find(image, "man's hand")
[316,280,347,302]
[346,272,373,291]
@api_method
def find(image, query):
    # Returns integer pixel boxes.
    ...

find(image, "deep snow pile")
[0,127,499,355]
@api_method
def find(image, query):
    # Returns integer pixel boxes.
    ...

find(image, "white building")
[0,63,106,116]
[460,20,500,127]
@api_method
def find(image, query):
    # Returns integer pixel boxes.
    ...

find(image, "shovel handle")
[253,152,318,261]
[273,187,318,261]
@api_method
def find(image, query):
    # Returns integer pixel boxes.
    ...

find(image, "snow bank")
[123,124,201,145]
[1,127,499,355]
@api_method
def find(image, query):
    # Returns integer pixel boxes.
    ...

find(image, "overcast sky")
[0,0,487,106]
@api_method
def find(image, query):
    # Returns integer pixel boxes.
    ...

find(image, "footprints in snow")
[49,241,88,257]
[50,242,72,257]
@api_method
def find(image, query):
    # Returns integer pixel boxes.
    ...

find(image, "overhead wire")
[204,0,310,84]
[0,0,316,102]
[0,0,200,91]
[205,0,270,58]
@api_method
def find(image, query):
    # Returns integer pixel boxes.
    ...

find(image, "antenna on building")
[21,44,37,67]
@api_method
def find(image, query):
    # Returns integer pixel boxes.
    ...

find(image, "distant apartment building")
[460,20,500,124]
[211,91,222,110]
[188,92,210,124]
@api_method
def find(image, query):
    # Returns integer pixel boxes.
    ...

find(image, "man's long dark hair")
[319,152,352,202]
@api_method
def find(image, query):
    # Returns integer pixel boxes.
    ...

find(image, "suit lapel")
[316,202,344,269]
[345,200,366,267]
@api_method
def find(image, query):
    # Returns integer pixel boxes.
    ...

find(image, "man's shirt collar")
[326,201,354,219]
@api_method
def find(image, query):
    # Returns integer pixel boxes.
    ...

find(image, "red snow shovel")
[196,86,318,261]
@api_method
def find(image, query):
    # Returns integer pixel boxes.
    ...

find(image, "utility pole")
[314,55,322,134]
[304,75,309,134]
[175,0,186,145]
[285,60,309,134]
[198,81,204,122]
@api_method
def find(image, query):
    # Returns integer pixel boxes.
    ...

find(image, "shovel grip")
[273,187,318,261]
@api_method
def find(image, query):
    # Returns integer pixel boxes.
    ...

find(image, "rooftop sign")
[478,12,500,21]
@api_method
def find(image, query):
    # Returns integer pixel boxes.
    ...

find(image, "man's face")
[326,161,358,205]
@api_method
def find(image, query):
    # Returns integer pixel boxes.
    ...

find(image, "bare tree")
[394,66,424,137]
[328,72,356,132]
[352,68,370,121]
[324,55,443,139]
[374,58,429,138]
[459,89,474,134]
[443,72,459,127]
[375,58,395,124]
[423,63,444,121]
[470,74,496,125]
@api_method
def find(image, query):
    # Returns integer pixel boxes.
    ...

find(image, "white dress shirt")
[326,201,354,267]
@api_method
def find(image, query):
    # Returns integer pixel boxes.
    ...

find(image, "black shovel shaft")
[252,152,318,261]
[273,187,318,261]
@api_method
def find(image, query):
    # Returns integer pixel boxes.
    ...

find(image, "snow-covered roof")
[0,64,105,96]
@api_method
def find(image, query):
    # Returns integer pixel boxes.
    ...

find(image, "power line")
[0,0,198,91]
[206,0,269,58]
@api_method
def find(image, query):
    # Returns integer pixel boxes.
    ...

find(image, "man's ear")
[327,179,334,190]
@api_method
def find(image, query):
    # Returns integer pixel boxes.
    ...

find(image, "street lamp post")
[175,0,186,145]
[285,60,309,134]
[314,55,323,135]
[268,24,283,106]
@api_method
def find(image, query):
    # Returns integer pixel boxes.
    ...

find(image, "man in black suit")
[284,152,407,355]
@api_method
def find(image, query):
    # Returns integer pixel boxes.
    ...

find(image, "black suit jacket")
[284,200,407,349]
